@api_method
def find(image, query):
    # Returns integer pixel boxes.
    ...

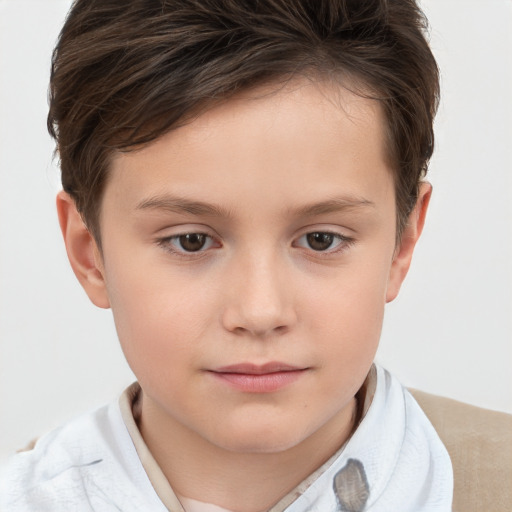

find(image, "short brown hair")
[48,0,439,241]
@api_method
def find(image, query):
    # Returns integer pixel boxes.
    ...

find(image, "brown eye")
[178,233,207,252]
[158,232,219,256]
[306,232,335,251]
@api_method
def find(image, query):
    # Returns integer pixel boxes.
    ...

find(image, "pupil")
[307,232,334,251]
[179,233,206,252]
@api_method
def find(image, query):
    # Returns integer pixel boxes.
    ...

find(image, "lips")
[214,362,304,374]
[209,362,308,393]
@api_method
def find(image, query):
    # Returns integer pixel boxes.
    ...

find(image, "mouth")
[208,362,309,393]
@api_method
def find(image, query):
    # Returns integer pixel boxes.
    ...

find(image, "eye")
[294,231,352,252]
[159,233,217,253]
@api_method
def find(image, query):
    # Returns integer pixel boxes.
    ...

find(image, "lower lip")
[210,370,306,393]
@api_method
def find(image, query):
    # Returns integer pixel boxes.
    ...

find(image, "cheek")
[304,258,390,362]
[104,260,216,378]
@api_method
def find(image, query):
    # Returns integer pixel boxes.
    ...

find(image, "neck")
[138,395,357,512]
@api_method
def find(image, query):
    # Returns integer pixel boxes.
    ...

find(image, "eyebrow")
[136,194,374,218]
[136,195,234,218]
[288,197,375,217]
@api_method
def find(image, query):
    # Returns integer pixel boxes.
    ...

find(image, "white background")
[1,0,511,462]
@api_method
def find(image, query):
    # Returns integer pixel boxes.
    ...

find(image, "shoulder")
[410,389,512,512]
[0,405,108,510]
[0,401,156,511]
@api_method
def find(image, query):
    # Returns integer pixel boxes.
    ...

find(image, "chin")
[221,437,302,455]
[207,421,310,455]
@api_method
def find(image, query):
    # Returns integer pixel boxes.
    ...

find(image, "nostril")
[229,324,288,337]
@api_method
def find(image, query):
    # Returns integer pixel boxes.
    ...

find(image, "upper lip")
[212,362,306,375]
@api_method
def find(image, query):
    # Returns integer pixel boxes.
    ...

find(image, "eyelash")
[156,231,355,257]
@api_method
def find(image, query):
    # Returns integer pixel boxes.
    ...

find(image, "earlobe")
[386,182,432,303]
[56,191,110,309]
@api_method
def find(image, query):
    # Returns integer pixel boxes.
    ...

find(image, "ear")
[386,182,432,303]
[56,191,110,309]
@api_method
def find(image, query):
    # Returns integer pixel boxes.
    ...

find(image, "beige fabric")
[410,389,512,512]
[119,383,186,512]
[177,495,237,512]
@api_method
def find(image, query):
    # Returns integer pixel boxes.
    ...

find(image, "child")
[0,0,453,510]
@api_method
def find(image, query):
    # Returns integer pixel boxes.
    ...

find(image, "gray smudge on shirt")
[333,459,370,512]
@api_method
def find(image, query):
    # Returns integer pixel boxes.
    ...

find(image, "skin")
[58,78,430,511]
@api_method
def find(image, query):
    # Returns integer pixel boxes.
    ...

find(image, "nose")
[221,250,297,338]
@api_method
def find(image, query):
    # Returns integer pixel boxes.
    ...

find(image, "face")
[68,79,422,455]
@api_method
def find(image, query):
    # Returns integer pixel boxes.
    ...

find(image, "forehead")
[105,78,393,220]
